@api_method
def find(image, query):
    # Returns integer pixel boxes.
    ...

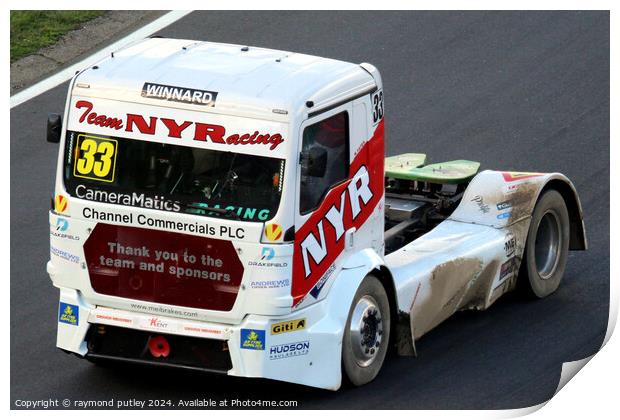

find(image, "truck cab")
[48,38,386,389]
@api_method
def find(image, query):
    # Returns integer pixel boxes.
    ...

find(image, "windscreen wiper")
[185,203,241,220]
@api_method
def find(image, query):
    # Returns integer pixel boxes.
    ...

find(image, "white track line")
[10,10,193,109]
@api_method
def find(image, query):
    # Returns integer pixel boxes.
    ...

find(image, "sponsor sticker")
[261,247,275,261]
[471,195,490,213]
[75,184,181,212]
[248,247,289,269]
[504,233,516,257]
[264,224,283,242]
[144,317,169,330]
[240,329,265,350]
[499,257,516,281]
[58,302,79,326]
[182,326,223,336]
[81,207,245,239]
[51,246,80,264]
[501,172,543,182]
[249,279,290,289]
[497,201,512,211]
[51,218,80,241]
[94,313,132,325]
[74,100,285,150]
[55,195,68,213]
[269,341,310,360]
[142,82,218,107]
[56,218,69,232]
[248,261,289,268]
[271,318,306,335]
[497,211,512,220]
[309,263,336,299]
[187,203,270,221]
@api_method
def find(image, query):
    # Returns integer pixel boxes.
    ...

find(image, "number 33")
[372,90,384,125]
[74,136,117,182]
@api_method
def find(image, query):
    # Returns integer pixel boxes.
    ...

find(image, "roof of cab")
[72,38,376,120]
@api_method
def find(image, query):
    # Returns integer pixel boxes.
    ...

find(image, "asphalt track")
[10,11,609,409]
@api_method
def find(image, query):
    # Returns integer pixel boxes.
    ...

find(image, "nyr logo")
[73,100,285,151]
[142,82,218,107]
[299,165,374,279]
[292,121,385,305]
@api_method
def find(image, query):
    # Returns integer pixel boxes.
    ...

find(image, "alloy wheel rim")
[349,295,384,367]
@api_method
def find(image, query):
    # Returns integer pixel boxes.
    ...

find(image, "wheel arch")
[449,170,587,244]
[539,178,587,251]
[368,265,413,355]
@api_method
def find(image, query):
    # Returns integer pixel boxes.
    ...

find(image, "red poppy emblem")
[148,335,170,358]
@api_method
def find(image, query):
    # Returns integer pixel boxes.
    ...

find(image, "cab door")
[290,93,386,305]
[291,102,353,306]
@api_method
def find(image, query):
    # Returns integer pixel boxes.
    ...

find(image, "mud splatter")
[412,257,482,339]
[395,311,416,356]
[506,182,540,224]
[464,180,540,227]
[460,259,501,310]
[505,218,530,280]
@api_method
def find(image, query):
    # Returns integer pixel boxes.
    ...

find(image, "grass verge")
[10,10,106,62]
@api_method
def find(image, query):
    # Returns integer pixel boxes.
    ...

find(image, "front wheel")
[342,275,391,386]
[520,189,570,298]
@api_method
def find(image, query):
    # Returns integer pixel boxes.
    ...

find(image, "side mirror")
[47,113,62,143]
[300,146,327,178]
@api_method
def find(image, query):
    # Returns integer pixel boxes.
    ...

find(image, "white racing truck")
[47,38,586,390]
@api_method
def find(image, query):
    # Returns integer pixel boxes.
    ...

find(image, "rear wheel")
[342,275,391,386]
[520,189,570,298]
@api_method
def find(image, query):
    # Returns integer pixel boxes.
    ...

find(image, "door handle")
[345,227,357,249]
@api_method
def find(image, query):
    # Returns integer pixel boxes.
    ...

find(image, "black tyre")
[520,189,570,298]
[342,275,391,386]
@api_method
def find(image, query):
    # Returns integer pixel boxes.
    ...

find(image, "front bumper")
[85,324,233,374]
[55,287,344,390]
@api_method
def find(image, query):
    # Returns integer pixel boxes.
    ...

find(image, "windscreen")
[63,131,285,222]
